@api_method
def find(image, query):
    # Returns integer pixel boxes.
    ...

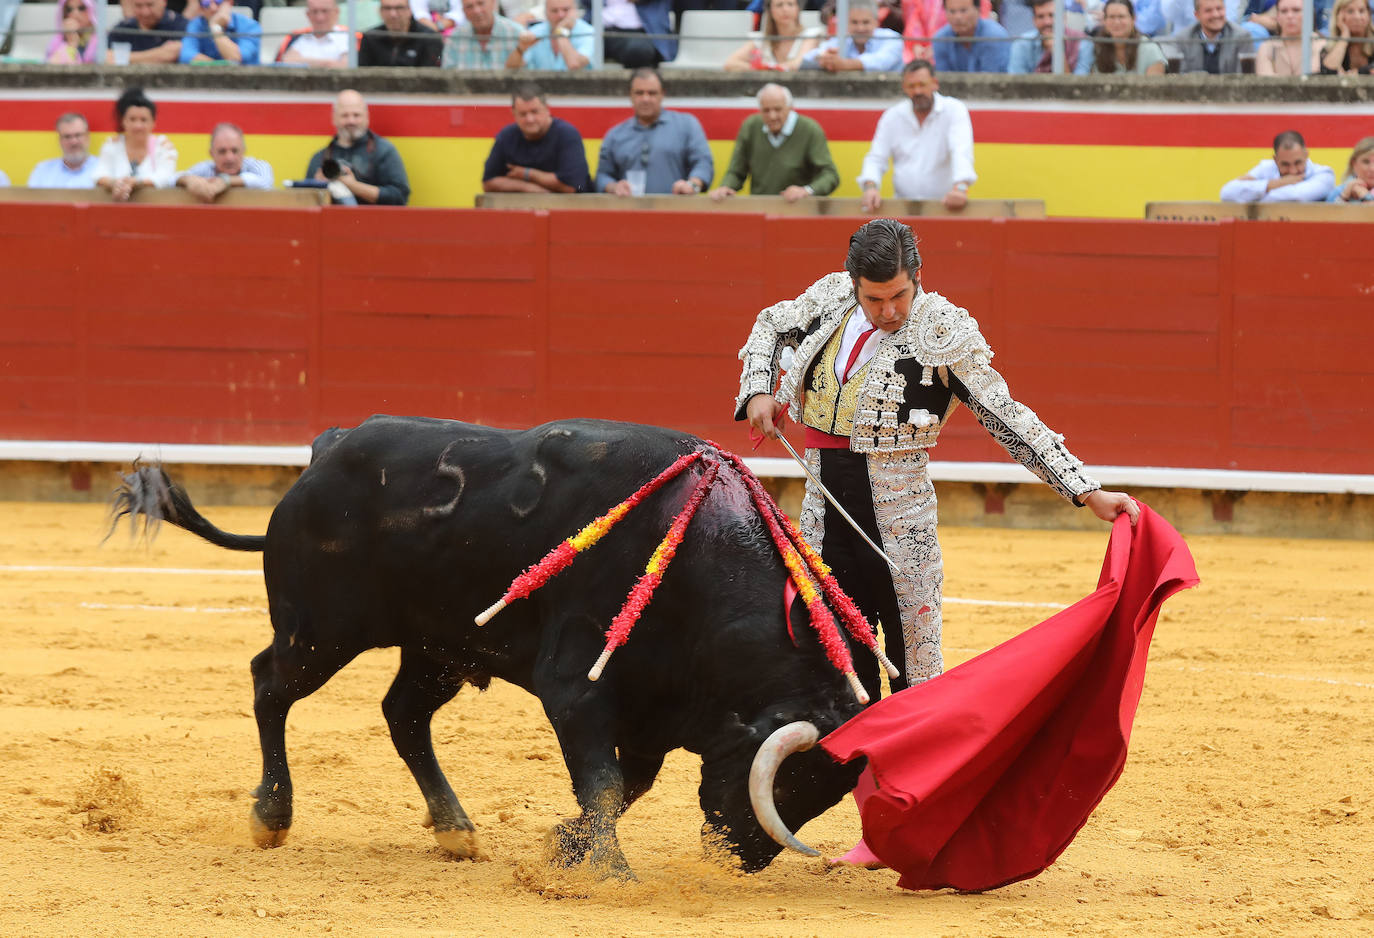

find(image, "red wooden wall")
[1,205,1368,475]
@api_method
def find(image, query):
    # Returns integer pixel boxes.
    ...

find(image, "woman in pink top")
[46,0,99,64]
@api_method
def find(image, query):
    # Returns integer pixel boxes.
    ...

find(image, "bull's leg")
[547,747,664,869]
[248,639,357,848]
[382,648,482,859]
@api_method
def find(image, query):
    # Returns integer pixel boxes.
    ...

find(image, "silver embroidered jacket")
[736,272,1101,504]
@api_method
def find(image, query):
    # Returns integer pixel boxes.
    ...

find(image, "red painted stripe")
[2,96,1366,148]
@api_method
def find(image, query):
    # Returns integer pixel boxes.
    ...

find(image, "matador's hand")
[1084,489,1139,526]
[746,393,785,441]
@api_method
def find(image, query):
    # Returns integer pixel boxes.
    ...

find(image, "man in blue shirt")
[933,0,1012,72]
[482,84,591,193]
[800,0,903,71]
[595,69,713,196]
[27,113,99,189]
[507,0,593,70]
[179,0,262,64]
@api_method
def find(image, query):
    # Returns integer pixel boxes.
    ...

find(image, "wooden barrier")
[1147,200,1374,222]
[0,206,1367,476]
[474,193,1047,218]
[0,187,329,207]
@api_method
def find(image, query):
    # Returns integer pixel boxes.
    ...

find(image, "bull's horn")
[748,721,822,857]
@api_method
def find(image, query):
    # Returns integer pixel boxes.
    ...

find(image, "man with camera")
[305,90,411,205]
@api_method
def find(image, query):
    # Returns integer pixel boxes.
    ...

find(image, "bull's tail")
[107,463,266,552]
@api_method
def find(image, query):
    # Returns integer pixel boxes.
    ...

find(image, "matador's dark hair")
[844,218,921,285]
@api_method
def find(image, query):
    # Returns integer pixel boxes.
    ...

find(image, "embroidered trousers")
[799,446,945,699]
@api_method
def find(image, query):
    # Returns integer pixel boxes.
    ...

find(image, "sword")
[774,432,902,575]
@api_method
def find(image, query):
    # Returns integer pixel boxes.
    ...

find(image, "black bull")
[113,415,869,876]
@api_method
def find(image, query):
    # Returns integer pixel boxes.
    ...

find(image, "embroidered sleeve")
[735,271,850,420]
[947,344,1101,504]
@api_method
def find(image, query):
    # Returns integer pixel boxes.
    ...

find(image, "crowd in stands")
[4,0,1366,74]
[5,69,1370,207]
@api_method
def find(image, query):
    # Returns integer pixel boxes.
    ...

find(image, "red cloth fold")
[820,503,1199,892]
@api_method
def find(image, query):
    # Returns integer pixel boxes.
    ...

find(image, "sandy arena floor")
[1,501,1371,937]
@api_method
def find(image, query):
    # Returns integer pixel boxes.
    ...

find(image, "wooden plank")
[321,279,541,318]
[323,311,538,349]
[1004,253,1221,295]
[321,241,536,281]
[1010,217,1227,255]
[86,308,313,349]
[84,349,309,386]
[319,346,537,391]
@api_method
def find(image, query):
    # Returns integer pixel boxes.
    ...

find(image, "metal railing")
[0,0,1325,74]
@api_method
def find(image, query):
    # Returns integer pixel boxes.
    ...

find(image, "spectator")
[858,58,974,211]
[1326,136,1374,202]
[28,113,99,189]
[1008,0,1093,72]
[932,0,1012,71]
[1092,0,1169,71]
[1158,0,1247,33]
[445,0,524,66]
[47,0,98,64]
[305,90,411,205]
[1220,131,1335,203]
[601,0,674,68]
[724,0,823,71]
[177,124,275,203]
[1256,0,1323,72]
[801,0,904,70]
[108,0,187,64]
[359,0,443,66]
[899,0,995,61]
[180,0,262,64]
[1167,0,1252,72]
[595,68,713,196]
[1240,0,1279,37]
[276,0,354,67]
[709,83,839,202]
[95,88,178,202]
[481,84,591,193]
[1319,0,1374,73]
[506,0,592,69]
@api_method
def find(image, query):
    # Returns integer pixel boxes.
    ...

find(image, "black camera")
[320,158,347,180]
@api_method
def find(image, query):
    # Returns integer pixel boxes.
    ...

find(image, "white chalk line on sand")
[12,564,1373,692]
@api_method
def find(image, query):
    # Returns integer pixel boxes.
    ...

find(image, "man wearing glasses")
[595,68,713,197]
[28,113,100,189]
[359,0,443,66]
[179,0,262,64]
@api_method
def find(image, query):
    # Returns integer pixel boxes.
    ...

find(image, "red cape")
[820,504,1199,892]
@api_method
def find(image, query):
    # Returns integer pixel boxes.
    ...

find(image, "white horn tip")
[846,672,870,705]
[474,598,507,626]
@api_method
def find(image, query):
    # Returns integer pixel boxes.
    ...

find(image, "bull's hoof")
[589,852,637,883]
[543,819,591,868]
[434,827,488,860]
[249,805,290,848]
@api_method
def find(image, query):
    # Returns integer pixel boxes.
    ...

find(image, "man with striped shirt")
[177,124,274,202]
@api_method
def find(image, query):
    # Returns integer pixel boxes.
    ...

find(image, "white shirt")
[283,28,351,62]
[1219,157,1335,203]
[834,305,885,383]
[95,134,179,188]
[858,92,976,201]
[603,0,643,30]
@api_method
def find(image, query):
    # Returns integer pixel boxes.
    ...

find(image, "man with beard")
[1007,0,1093,74]
[481,84,591,193]
[27,113,100,189]
[305,90,411,205]
[858,59,974,213]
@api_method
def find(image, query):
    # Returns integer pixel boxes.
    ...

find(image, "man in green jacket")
[709,83,840,203]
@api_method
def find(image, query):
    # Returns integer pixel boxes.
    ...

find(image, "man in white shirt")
[858,59,975,213]
[276,0,353,67]
[1220,130,1335,203]
[27,113,100,189]
[177,123,275,203]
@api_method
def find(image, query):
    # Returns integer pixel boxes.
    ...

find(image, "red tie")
[842,326,879,383]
